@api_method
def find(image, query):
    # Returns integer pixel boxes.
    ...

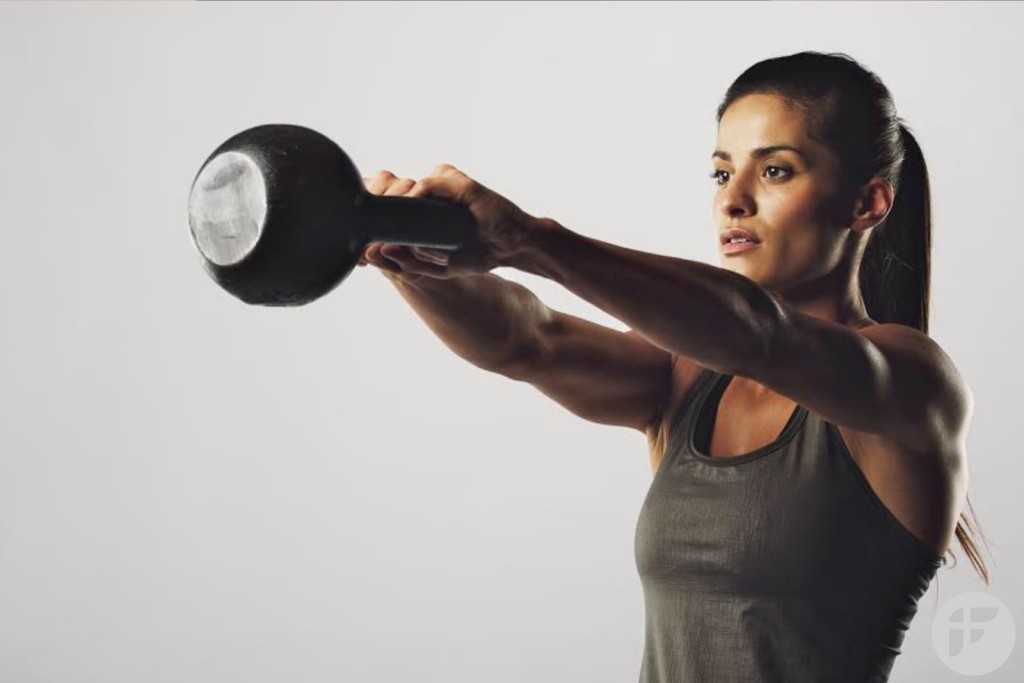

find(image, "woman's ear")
[850,177,895,233]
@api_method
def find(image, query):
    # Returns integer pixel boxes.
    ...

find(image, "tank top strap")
[659,367,719,469]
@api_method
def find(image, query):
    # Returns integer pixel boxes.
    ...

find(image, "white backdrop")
[0,2,1020,681]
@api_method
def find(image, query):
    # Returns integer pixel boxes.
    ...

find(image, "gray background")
[0,1,1020,681]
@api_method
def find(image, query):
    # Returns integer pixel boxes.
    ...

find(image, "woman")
[358,51,990,682]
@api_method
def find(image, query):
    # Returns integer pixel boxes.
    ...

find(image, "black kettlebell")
[187,124,477,305]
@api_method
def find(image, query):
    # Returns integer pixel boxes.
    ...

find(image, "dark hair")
[715,51,991,586]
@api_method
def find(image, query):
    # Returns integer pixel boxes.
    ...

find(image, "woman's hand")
[358,172,445,286]
[358,164,544,281]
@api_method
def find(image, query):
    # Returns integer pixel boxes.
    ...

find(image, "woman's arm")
[505,220,972,456]
[506,220,772,374]
[360,172,676,438]
[374,265,676,436]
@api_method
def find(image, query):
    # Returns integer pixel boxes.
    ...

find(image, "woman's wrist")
[499,216,566,277]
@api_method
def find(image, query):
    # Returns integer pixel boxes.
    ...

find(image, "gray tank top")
[635,368,945,682]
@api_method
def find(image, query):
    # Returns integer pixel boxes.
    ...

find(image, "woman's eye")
[708,166,791,185]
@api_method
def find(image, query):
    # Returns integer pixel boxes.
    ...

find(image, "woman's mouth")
[721,239,760,255]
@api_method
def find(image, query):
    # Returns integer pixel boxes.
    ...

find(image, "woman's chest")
[648,376,957,559]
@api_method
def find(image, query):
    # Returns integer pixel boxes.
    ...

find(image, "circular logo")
[932,591,1015,676]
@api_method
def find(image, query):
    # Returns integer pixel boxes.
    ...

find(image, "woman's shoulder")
[859,322,974,451]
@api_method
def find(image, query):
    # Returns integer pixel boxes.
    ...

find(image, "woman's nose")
[716,184,755,218]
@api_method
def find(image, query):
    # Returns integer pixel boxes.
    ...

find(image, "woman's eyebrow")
[712,145,809,162]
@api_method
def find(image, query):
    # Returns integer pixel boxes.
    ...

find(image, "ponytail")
[859,123,930,334]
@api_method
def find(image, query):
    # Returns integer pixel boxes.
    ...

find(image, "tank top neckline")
[688,369,809,467]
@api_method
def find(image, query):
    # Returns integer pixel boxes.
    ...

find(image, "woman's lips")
[721,240,761,255]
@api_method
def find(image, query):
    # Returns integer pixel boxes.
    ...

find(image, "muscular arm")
[385,270,676,436]
[359,172,678,442]
[502,310,677,434]
[507,221,766,375]
[506,220,971,455]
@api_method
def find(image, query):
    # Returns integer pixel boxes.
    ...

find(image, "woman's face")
[711,93,852,292]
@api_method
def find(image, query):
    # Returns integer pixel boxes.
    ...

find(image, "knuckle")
[431,163,459,176]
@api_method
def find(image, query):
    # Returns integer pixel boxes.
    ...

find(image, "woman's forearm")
[387,272,553,371]
[505,220,777,373]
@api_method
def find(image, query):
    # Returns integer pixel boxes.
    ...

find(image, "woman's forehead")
[717,95,813,150]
